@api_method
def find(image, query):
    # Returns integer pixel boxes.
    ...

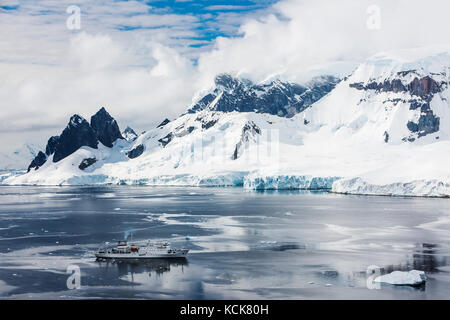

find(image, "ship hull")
[95,251,188,260]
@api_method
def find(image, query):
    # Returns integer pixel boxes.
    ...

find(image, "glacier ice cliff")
[244,174,341,190]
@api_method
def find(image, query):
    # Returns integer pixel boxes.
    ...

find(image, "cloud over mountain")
[0,0,449,154]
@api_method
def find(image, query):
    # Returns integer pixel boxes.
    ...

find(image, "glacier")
[333,178,450,198]
[244,174,341,190]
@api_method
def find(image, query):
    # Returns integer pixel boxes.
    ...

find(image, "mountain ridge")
[4,48,450,197]
[187,73,340,117]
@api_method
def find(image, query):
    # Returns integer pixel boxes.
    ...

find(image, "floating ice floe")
[260,240,277,244]
[373,270,427,286]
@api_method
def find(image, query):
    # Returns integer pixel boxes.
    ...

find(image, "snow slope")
[4,48,450,197]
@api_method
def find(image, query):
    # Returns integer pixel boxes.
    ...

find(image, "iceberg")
[373,270,427,286]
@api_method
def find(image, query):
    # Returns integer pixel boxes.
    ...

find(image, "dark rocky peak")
[69,114,85,127]
[27,109,125,172]
[45,136,60,156]
[53,114,98,162]
[214,74,250,91]
[157,118,171,128]
[122,126,138,141]
[29,114,99,168]
[27,151,47,172]
[90,107,123,148]
[188,74,339,117]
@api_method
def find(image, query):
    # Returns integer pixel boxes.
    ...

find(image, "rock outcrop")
[157,118,171,128]
[232,121,261,160]
[349,70,447,141]
[188,74,340,118]
[79,157,97,170]
[27,151,47,172]
[90,107,123,147]
[53,115,99,162]
[28,108,123,170]
[127,144,145,159]
[122,126,138,141]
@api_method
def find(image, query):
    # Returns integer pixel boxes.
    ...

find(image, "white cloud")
[205,5,257,11]
[0,32,198,149]
[197,0,450,85]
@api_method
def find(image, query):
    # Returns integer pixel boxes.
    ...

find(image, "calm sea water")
[0,186,449,299]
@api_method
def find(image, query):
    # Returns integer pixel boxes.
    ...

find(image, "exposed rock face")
[27,151,47,172]
[407,113,440,139]
[157,118,171,128]
[350,73,443,99]
[158,133,173,147]
[232,121,261,160]
[384,131,390,143]
[45,136,60,156]
[188,74,339,117]
[90,107,123,147]
[122,126,138,141]
[79,157,97,170]
[127,144,145,159]
[158,125,195,148]
[409,76,441,99]
[175,126,195,138]
[350,71,448,141]
[28,108,124,171]
[53,115,99,162]
[201,120,217,130]
[196,113,220,130]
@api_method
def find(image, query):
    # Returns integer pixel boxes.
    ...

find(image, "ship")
[95,239,189,260]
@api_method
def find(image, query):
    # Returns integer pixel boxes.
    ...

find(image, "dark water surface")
[0,186,449,299]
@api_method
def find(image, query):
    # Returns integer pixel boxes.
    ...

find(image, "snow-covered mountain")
[122,126,138,141]
[4,48,450,197]
[187,74,339,117]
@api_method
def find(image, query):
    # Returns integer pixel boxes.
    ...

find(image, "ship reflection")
[375,243,446,291]
[383,243,446,275]
[96,258,189,279]
[351,243,447,291]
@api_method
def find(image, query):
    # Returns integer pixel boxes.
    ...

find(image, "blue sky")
[0,0,281,64]
[120,0,279,47]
